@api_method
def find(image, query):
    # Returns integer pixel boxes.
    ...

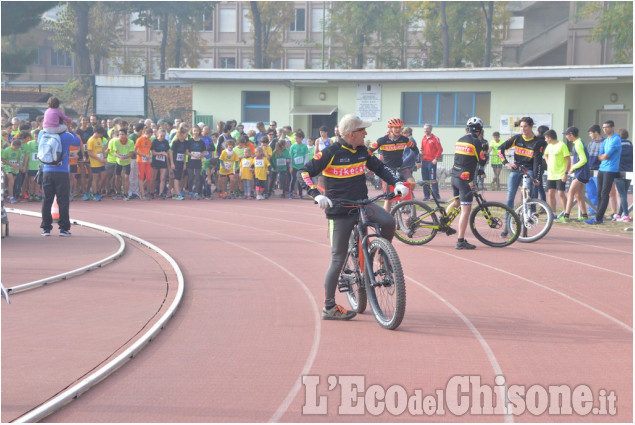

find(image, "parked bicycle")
[336,192,406,330]
[511,165,554,242]
[391,179,521,247]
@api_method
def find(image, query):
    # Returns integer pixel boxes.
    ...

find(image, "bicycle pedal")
[337,284,351,293]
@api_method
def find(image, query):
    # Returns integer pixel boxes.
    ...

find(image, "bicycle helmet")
[466,116,483,131]
[387,117,404,128]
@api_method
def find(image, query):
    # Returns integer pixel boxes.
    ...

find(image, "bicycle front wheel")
[390,200,439,245]
[470,201,520,247]
[343,232,367,313]
[513,199,553,243]
[365,238,406,330]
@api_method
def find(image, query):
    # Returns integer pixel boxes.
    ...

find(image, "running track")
[1,189,632,422]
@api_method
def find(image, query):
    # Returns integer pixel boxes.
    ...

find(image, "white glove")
[394,182,409,198]
[314,195,333,210]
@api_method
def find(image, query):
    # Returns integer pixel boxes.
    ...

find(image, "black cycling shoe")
[455,239,476,250]
[443,227,457,236]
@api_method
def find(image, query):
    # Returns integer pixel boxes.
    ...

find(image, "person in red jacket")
[420,124,443,200]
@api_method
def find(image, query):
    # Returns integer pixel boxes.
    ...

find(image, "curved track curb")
[6,209,126,295]
[5,209,185,423]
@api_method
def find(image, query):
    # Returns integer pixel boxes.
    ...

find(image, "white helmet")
[466,117,483,132]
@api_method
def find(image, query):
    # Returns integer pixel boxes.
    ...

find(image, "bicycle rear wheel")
[390,200,439,245]
[470,201,520,247]
[365,237,406,330]
[513,199,553,243]
[342,232,367,313]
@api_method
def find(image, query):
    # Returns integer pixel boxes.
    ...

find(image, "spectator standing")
[560,126,590,222]
[1,134,27,203]
[585,120,622,225]
[614,129,633,222]
[543,129,570,218]
[38,129,81,236]
[585,124,604,212]
[420,124,443,200]
[288,129,308,199]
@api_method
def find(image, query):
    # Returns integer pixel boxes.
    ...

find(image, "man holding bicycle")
[447,117,487,250]
[298,114,409,320]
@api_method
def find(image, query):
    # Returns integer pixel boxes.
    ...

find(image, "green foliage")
[50,79,80,104]
[1,1,57,36]
[577,1,633,63]
[409,1,507,68]
[326,2,413,69]
[245,1,295,68]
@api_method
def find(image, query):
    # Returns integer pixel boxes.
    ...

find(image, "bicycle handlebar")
[517,165,541,186]
[328,192,396,207]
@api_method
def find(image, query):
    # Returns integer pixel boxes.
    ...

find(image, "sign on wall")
[94,75,146,117]
[499,113,552,134]
[356,84,382,122]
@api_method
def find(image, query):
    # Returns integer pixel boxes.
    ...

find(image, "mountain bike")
[336,192,406,330]
[391,179,521,247]
[511,165,553,242]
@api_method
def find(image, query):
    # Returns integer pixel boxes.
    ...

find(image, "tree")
[245,1,295,69]
[481,1,494,67]
[326,2,415,69]
[410,1,507,68]
[577,1,633,64]
[129,2,215,79]
[1,1,57,78]
[1,1,57,36]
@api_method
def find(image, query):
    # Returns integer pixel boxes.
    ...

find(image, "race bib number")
[176,153,185,162]
[277,158,287,166]
[254,159,264,168]
[242,159,251,168]
[70,150,78,159]
[155,154,166,162]
[294,156,304,165]
[191,151,201,158]
[142,155,150,162]
[223,161,233,170]
[32,153,39,161]
[97,152,104,159]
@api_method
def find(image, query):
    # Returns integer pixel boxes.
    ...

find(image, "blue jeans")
[421,161,440,199]
[614,177,631,217]
[505,169,534,211]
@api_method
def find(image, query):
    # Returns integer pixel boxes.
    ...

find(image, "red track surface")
[1,189,632,423]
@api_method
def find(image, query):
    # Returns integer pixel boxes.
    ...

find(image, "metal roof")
[167,65,632,83]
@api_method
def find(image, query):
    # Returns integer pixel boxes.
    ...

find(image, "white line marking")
[406,275,514,423]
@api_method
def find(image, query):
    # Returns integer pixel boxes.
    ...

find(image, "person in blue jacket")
[40,130,81,236]
[614,129,633,222]
[585,120,622,225]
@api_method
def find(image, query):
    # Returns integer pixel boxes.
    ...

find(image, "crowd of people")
[2,104,632,227]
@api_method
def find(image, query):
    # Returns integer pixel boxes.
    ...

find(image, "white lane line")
[424,248,633,333]
[511,246,632,278]
[138,221,322,424]
[406,275,514,423]
[548,236,633,254]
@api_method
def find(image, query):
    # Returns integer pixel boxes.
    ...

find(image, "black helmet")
[467,117,483,132]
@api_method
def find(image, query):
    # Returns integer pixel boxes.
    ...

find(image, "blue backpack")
[37,131,63,165]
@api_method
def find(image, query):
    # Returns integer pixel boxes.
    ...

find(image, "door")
[310,111,338,139]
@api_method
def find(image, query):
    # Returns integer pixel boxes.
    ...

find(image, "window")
[241,57,253,69]
[311,8,329,32]
[242,91,270,122]
[202,12,213,31]
[199,57,214,68]
[152,16,161,31]
[219,8,237,33]
[34,46,48,66]
[287,58,305,69]
[289,8,305,32]
[242,9,251,32]
[220,57,236,68]
[51,49,72,67]
[402,92,491,127]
